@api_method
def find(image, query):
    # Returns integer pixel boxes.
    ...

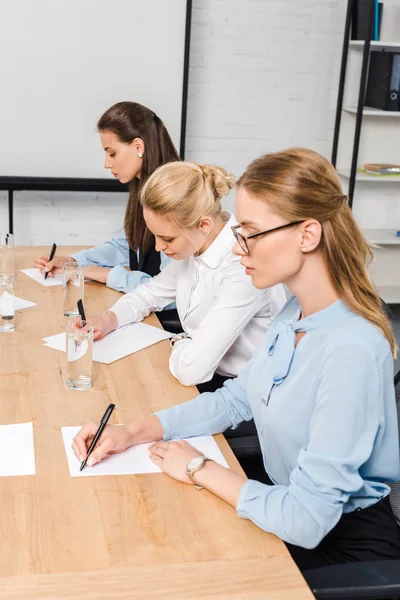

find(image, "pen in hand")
[77,299,86,322]
[75,299,86,351]
[44,243,57,280]
[80,403,116,471]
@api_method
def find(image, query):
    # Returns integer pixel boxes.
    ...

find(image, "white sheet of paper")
[21,268,63,287]
[14,294,37,311]
[0,290,14,315]
[0,422,36,476]
[61,426,229,477]
[0,291,37,315]
[43,322,173,364]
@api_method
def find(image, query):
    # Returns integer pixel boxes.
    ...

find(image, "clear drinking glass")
[63,262,84,317]
[0,233,14,276]
[0,274,15,332]
[66,320,93,390]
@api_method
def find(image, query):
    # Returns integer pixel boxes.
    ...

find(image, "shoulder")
[326,309,392,366]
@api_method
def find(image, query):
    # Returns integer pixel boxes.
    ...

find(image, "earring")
[138,152,144,158]
[301,247,307,253]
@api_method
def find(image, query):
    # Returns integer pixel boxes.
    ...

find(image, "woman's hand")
[74,312,118,340]
[149,440,204,484]
[84,266,111,284]
[72,422,133,466]
[33,254,73,277]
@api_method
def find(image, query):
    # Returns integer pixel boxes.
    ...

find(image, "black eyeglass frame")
[231,220,306,255]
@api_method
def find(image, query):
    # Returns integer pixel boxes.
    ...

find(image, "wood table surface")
[0,247,314,599]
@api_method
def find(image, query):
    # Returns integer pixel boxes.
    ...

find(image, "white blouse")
[109,213,286,386]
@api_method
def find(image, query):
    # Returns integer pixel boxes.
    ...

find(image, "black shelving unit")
[331,0,376,209]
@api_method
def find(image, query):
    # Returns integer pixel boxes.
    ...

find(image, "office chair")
[303,369,400,600]
[157,308,183,335]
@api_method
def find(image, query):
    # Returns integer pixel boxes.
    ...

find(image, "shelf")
[375,285,400,304]
[338,168,400,182]
[362,229,400,245]
[343,106,400,117]
[349,40,400,52]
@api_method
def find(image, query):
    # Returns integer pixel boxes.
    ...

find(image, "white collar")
[195,212,237,269]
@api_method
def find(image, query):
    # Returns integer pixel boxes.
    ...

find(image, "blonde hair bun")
[198,164,235,201]
[141,161,235,229]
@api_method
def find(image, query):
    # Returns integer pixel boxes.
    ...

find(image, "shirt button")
[261,398,267,404]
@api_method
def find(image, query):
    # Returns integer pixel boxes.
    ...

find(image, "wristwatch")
[170,332,190,348]
[186,455,214,487]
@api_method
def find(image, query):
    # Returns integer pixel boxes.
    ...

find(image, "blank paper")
[43,322,173,364]
[0,422,36,476]
[0,292,37,315]
[61,426,229,477]
[21,268,63,287]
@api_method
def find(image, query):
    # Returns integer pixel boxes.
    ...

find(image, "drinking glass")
[0,274,15,332]
[63,262,84,317]
[0,233,14,275]
[66,320,93,390]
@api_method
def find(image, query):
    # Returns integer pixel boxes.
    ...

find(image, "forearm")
[127,415,164,445]
[193,461,247,508]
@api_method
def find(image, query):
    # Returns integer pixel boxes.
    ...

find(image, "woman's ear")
[199,216,213,236]
[299,219,322,254]
[132,137,144,156]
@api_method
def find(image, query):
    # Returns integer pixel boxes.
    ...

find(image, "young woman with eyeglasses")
[72,148,400,571]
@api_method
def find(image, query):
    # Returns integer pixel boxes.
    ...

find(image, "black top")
[129,246,161,277]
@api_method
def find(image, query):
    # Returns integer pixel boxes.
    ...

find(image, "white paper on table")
[0,290,36,315]
[43,322,173,364]
[21,268,63,287]
[0,290,15,315]
[14,294,37,310]
[0,422,36,476]
[61,426,229,477]
[0,291,37,315]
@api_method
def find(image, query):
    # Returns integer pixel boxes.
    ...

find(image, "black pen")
[44,243,57,280]
[80,404,115,471]
[77,299,86,322]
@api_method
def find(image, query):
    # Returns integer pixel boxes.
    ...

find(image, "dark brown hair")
[239,148,396,356]
[97,102,180,254]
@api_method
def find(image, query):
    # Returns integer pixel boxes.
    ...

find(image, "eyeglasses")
[231,220,305,255]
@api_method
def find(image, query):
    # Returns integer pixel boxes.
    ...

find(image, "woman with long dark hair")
[34,101,180,294]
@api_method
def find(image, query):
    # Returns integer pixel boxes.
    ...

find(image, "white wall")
[2,0,391,245]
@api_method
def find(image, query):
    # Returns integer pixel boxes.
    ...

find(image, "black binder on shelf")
[352,0,383,40]
[365,52,400,111]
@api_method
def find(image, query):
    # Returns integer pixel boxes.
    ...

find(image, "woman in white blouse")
[85,161,286,388]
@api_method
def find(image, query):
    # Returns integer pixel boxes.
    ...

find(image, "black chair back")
[390,369,400,524]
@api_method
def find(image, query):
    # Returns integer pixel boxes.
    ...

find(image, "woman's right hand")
[33,254,73,277]
[75,312,118,340]
[72,422,134,466]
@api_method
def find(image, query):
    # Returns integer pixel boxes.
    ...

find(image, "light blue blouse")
[155,297,400,549]
[70,233,171,294]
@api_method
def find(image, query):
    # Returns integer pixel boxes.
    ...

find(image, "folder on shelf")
[352,0,383,41]
[365,53,400,111]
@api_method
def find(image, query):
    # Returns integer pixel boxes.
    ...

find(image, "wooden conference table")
[0,247,314,600]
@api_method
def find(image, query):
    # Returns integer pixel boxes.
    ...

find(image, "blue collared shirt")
[155,297,400,549]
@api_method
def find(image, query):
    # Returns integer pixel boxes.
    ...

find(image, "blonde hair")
[238,148,397,357]
[140,161,235,228]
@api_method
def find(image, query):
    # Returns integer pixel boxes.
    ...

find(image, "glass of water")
[0,274,15,332]
[66,320,94,390]
[63,262,84,317]
[0,233,14,275]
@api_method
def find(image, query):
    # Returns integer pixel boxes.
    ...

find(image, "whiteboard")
[0,0,188,179]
